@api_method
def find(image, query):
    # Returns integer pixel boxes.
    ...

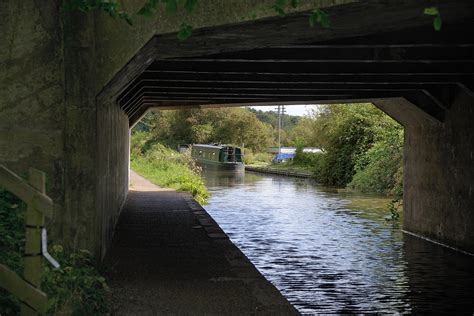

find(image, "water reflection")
[202,171,474,314]
[201,169,260,188]
[402,233,474,314]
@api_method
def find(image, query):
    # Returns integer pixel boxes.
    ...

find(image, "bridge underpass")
[98,6,474,260]
[1,0,473,312]
[2,0,473,263]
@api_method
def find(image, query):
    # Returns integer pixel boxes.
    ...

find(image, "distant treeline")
[134,107,300,152]
[247,108,300,131]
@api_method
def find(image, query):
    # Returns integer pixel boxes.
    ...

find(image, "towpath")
[104,170,297,315]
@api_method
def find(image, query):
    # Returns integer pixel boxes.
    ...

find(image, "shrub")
[244,149,272,165]
[0,189,25,315]
[298,103,404,195]
[0,190,109,315]
[42,246,109,315]
[254,152,272,164]
[350,129,404,197]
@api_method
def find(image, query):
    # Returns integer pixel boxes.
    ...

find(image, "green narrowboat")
[191,144,244,172]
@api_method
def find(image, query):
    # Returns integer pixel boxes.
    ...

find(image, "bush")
[294,151,321,167]
[314,106,383,186]
[0,190,109,315]
[350,129,404,197]
[294,103,404,195]
[0,189,25,315]
[292,138,306,165]
[42,246,109,315]
[244,150,272,165]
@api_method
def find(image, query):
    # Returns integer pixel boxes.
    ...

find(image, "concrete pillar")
[374,91,474,253]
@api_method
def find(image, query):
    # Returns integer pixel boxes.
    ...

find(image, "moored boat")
[191,144,244,172]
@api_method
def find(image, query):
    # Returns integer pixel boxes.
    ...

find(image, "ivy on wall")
[62,0,442,40]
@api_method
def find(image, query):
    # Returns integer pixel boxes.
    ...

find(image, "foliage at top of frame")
[61,0,442,41]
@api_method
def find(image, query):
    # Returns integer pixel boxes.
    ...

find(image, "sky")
[248,104,318,116]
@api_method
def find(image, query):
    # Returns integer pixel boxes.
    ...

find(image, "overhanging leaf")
[137,0,159,16]
[164,0,178,14]
[118,12,133,25]
[424,7,439,16]
[434,15,442,31]
[319,11,330,28]
[177,23,193,40]
[309,9,330,28]
[184,0,198,13]
[290,0,299,9]
[272,0,287,16]
[272,4,286,16]
[137,7,153,16]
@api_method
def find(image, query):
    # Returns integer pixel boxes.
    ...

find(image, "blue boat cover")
[272,153,295,163]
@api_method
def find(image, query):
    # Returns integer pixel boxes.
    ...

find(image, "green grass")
[130,143,209,205]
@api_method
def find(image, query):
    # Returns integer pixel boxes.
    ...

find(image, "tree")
[290,103,403,189]
[134,107,273,152]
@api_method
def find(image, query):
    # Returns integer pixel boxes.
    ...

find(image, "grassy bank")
[0,189,109,315]
[131,132,209,205]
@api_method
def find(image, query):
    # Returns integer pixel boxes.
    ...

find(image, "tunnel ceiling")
[112,0,474,125]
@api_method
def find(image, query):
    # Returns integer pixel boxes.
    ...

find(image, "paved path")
[104,171,297,315]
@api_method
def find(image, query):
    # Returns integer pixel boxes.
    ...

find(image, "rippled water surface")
[202,171,474,314]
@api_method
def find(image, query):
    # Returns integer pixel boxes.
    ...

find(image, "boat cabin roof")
[193,144,238,150]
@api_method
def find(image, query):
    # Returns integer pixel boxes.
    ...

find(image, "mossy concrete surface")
[0,0,351,257]
[374,92,474,253]
[92,0,354,93]
[0,2,65,242]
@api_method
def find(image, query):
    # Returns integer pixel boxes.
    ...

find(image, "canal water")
[201,170,474,314]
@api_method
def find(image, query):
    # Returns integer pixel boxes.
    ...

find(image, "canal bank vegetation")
[134,105,403,200]
[242,151,273,166]
[131,131,209,204]
[0,189,109,315]
[289,103,404,199]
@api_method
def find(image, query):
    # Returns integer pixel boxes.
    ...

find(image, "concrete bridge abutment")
[374,92,474,253]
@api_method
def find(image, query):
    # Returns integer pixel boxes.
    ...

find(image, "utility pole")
[281,105,286,133]
[276,105,281,154]
[275,105,286,154]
